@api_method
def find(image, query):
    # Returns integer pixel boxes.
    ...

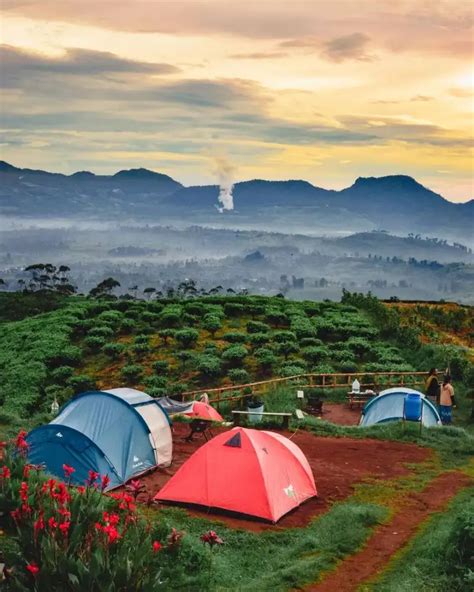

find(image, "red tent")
[184,401,224,422]
[154,427,317,522]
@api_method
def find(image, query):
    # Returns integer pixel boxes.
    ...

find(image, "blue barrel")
[404,394,422,421]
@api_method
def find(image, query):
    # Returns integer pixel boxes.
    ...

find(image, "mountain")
[0,161,471,241]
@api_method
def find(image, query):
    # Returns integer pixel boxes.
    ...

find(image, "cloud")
[0,44,179,82]
[229,51,287,60]
[321,33,374,62]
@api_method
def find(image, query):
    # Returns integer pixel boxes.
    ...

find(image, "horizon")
[1,158,472,204]
[1,0,473,202]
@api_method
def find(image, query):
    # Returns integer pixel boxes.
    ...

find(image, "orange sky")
[1,0,473,200]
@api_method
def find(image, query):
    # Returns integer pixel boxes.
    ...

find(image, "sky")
[0,0,473,201]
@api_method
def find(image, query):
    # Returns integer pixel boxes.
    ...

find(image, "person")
[439,375,455,425]
[425,368,440,406]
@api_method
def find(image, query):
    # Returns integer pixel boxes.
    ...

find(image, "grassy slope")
[0,293,473,591]
[364,486,474,592]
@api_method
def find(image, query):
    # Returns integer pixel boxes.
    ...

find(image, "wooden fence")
[181,370,438,409]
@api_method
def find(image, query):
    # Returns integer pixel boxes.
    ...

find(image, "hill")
[0,291,471,423]
[1,161,472,241]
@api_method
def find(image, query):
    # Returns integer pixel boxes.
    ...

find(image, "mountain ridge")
[0,161,472,241]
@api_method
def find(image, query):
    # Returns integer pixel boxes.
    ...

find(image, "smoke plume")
[214,157,235,213]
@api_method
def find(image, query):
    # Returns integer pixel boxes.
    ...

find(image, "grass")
[145,501,387,591]
[362,486,474,592]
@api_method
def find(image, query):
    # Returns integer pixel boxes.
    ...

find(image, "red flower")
[118,493,136,512]
[87,470,99,486]
[26,562,40,576]
[103,524,120,544]
[152,540,162,553]
[102,511,120,526]
[101,474,110,491]
[63,464,75,478]
[59,521,71,536]
[95,522,103,531]
[19,482,29,502]
[1,465,10,479]
[76,485,86,495]
[48,517,58,530]
[200,530,224,547]
[10,508,21,522]
[23,464,32,478]
[15,431,29,455]
[34,514,45,534]
[0,441,7,449]
[59,508,71,519]
[126,479,145,500]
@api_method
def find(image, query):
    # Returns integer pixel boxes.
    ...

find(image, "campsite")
[0,290,473,591]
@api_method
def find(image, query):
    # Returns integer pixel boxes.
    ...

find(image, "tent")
[26,388,172,490]
[155,427,317,522]
[359,387,441,427]
[157,396,194,415]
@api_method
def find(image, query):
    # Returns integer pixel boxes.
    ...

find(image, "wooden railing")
[181,370,438,408]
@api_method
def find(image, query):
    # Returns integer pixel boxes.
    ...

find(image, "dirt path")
[305,471,473,592]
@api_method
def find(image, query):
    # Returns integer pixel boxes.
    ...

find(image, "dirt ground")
[319,402,361,426]
[307,470,473,591]
[133,421,432,532]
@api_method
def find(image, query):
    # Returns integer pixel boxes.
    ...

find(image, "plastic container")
[404,394,422,421]
[247,403,264,423]
[352,379,360,393]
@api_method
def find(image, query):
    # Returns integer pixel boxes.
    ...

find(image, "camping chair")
[185,419,214,442]
[402,394,423,433]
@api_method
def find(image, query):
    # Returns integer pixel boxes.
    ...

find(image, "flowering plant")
[0,431,190,591]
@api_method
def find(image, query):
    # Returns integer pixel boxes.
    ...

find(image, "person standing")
[425,368,440,406]
[439,375,455,425]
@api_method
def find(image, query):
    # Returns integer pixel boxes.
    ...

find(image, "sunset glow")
[1,0,472,200]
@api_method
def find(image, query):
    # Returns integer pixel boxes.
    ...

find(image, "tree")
[89,277,120,298]
[228,368,250,384]
[246,321,270,334]
[274,341,299,360]
[121,364,143,383]
[159,329,175,346]
[102,342,126,360]
[174,328,199,349]
[202,314,222,337]
[254,347,277,375]
[143,287,156,300]
[196,354,222,380]
[222,345,247,367]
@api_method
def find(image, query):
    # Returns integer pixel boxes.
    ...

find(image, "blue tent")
[26,388,172,490]
[359,387,441,428]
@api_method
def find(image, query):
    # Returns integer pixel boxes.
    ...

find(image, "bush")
[224,302,245,317]
[88,325,115,339]
[144,375,168,390]
[159,329,176,345]
[159,306,183,328]
[302,346,329,365]
[273,330,297,343]
[228,368,250,384]
[300,337,324,348]
[196,354,222,379]
[44,346,82,368]
[153,360,169,375]
[84,335,107,352]
[264,308,289,327]
[274,341,299,359]
[120,364,143,383]
[222,332,247,344]
[248,333,270,348]
[254,347,278,374]
[174,328,199,349]
[50,365,75,383]
[246,321,270,334]
[67,374,96,394]
[222,345,248,367]
[168,382,189,396]
[202,314,222,336]
[278,364,306,377]
[102,342,126,360]
[132,342,152,358]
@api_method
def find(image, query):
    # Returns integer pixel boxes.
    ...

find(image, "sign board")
[296,390,304,399]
